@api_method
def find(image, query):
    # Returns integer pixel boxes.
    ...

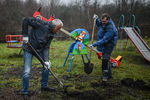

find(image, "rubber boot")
[108,60,113,79]
[102,59,109,81]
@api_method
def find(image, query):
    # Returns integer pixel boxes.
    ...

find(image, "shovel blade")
[84,62,94,74]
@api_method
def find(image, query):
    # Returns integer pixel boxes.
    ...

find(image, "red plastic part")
[96,53,121,68]
[33,9,55,22]
[5,35,22,48]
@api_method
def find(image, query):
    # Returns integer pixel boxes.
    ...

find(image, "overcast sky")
[35,0,115,5]
[60,0,114,5]
[35,0,114,5]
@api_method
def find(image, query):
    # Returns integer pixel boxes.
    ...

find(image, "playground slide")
[124,27,150,62]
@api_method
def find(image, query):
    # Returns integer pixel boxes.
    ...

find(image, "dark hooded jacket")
[22,17,54,61]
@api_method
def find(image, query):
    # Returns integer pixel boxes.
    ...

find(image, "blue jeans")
[22,50,49,94]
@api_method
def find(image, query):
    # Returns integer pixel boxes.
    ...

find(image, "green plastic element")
[81,48,88,54]
[71,31,78,39]
[72,48,87,55]
[83,38,89,45]
[72,49,79,55]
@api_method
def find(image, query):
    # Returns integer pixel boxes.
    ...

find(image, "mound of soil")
[63,89,103,100]
[121,78,150,91]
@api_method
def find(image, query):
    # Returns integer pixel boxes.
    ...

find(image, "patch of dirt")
[8,53,23,58]
[63,89,103,100]
[0,66,150,100]
[91,81,100,87]
[3,66,42,80]
[121,78,150,91]
[0,88,40,100]
[62,74,89,82]
[0,64,6,66]
[78,90,103,100]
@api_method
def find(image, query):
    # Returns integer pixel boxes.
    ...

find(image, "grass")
[0,39,150,100]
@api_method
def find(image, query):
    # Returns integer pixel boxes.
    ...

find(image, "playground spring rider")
[63,28,90,72]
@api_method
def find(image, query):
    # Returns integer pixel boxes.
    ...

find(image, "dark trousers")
[102,53,112,79]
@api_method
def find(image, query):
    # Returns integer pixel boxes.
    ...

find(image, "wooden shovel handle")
[89,18,96,60]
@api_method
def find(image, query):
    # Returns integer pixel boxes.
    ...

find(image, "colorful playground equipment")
[117,14,150,62]
[5,35,22,55]
[63,28,90,72]
[60,28,123,72]
[5,35,22,48]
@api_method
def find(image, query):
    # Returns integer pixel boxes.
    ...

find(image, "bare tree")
[0,0,150,42]
[39,0,60,18]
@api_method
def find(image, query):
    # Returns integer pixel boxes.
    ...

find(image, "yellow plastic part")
[115,56,122,61]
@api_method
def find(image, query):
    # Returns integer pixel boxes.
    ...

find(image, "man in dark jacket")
[22,17,63,98]
[90,13,118,81]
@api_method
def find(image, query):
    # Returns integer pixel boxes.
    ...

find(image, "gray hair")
[52,19,63,27]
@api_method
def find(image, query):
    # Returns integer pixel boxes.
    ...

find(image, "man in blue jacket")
[91,13,118,81]
[22,17,63,99]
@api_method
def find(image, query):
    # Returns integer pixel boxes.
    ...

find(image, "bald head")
[51,19,63,33]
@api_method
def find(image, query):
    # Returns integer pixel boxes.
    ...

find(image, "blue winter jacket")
[92,18,118,55]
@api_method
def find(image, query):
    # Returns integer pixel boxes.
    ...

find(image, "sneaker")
[22,94,29,100]
[41,87,56,92]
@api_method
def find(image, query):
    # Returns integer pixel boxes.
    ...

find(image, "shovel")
[84,18,96,74]
[27,42,64,87]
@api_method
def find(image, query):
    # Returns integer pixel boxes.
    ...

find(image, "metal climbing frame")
[117,14,125,51]
[117,14,141,51]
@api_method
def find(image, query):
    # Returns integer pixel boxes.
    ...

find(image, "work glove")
[22,37,29,44]
[89,44,94,49]
[93,14,98,19]
[44,61,51,70]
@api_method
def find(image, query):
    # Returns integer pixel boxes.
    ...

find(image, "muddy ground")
[0,66,150,100]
